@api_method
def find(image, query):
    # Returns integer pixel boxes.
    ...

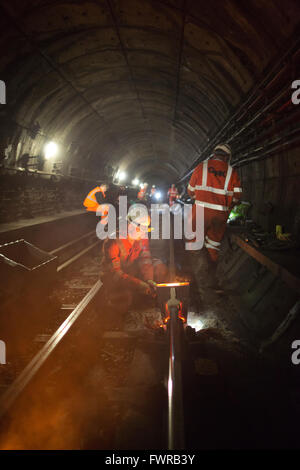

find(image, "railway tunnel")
[0,0,300,451]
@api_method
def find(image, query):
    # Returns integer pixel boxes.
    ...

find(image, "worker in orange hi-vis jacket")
[137,183,148,201]
[83,184,108,211]
[187,143,242,263]
[100,211,168,315]
[168,184,179,206]
[83,184,110,225]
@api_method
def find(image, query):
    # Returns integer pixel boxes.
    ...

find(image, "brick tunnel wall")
[239,145,300,239]
[0,172,96,223]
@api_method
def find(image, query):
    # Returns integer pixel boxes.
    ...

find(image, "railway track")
[1,218,297,450]
[0,217,193,449]
[0,230,102,413]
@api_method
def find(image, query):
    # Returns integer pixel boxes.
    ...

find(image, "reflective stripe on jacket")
[187,158,242,212]
[83,186,106,212]
[137,188,146,200]
[168,188,178,198]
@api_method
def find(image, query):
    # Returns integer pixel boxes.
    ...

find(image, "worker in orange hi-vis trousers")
[168,184,178,206]
[187,143,242,263]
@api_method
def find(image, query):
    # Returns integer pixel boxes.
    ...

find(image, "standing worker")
[150,185,156,200]
[187,143,242,263]
[137,183,148,201]
[187,143,242,303]
[168,184,179,206]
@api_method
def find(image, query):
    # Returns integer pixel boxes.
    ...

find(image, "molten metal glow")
[163,301,186,324]
[157,282,189,287]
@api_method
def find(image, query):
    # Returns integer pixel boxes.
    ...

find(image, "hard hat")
[127,211,153,232]
[152,185,155,188]
[213,143,232,157]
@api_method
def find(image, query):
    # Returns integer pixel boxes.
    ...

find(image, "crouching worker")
[99,210,168,319]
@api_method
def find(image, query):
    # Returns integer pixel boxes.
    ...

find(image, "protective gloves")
[138,280,153,296]
[146,280,157,297]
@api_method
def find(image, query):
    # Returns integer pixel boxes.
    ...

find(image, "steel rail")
[0,280,102,420]
[49,229,100,273]
[49,230,96,256]
[167,215,185,449]
[57,240,100,272]
[167,291,185,450]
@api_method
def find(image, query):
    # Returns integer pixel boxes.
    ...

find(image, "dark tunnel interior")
[0,0,300,453]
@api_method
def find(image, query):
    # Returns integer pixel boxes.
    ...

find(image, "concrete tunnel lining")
[1,0,299,182]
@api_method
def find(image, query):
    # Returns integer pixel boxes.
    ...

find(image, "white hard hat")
[214,143,232,157]
[127,211,153,232]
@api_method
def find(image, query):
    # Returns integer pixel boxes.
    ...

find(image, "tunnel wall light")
[132,178,139,186]
[44,141,58,160]
[118,171,127,182]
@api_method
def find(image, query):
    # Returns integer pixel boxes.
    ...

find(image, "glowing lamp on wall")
[44,141,58,160]
[118,171,127,182]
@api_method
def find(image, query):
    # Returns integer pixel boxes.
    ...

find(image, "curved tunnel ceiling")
[0,0,299,183]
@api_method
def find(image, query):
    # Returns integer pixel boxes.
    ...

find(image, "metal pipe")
[180,87,290,181]
[233,132,300,167]
[232,125,300,164]
[227,87,288,143]
[231,108,300,159]
[178,37,300,181]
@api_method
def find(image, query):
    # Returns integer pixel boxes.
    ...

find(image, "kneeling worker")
[83,183,109,211]
[100,211,168,314]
